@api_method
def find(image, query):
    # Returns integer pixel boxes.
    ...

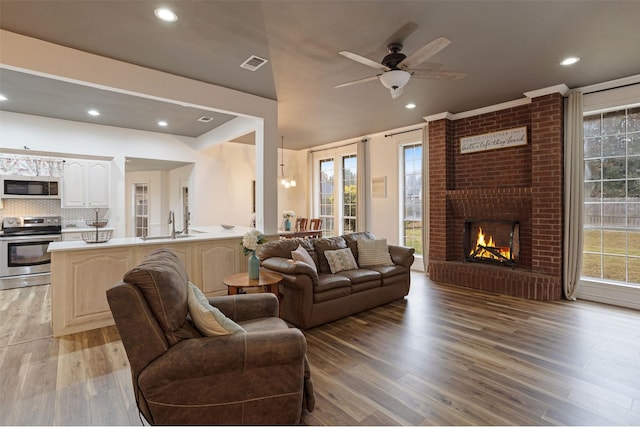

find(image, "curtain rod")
[384,127,423,138]
[573,74,640,95]
[308,138,366,154]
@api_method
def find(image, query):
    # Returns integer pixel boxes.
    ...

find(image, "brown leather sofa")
[106,248,314,425]
[259,232,415,329]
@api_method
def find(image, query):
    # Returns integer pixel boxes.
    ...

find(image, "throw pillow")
[291,245,317,273]
[313,236,348,273]
[187,282,245,336]
[324,248,359,274]
[357,238,393,267]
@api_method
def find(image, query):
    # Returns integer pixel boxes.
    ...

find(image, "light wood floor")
[1,272,640,425]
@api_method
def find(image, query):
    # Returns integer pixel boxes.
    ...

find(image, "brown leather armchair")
[106,248,314,425]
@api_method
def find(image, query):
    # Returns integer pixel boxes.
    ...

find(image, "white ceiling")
[1,0,639,150]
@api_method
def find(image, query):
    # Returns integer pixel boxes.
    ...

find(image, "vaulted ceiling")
[1,0,639,150]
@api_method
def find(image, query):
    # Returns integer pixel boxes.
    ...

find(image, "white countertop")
[48,225,253,252]
[62,226,115,233]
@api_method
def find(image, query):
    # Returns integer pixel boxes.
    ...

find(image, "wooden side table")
[223,270,283,297]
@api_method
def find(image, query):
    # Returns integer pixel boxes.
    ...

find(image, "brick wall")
[428,93,564,300]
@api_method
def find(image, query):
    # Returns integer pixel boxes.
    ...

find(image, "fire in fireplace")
[464,220,520,266]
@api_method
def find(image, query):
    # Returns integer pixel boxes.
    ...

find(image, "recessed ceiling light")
[87,109,100,116]
[154,7,178,22]
[561,57,580,66]
[405,103,416,109]
[158,120,168,127]
[0,94,7,101]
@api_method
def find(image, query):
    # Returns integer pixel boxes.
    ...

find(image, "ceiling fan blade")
[390,86,404,99]
[339,51,389,71]
[399,36,451,69]
[411,69,466,80]
[383,21,418,48]
[334,75,380,88]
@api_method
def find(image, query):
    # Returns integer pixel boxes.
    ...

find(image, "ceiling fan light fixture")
[279,136,296,188]
[379,70,411,90]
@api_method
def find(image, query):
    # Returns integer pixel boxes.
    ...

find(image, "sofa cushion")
[358,238,394,267]
[259,238,317,264]
[315,273,351,293]
[313,236,348,273]
[187,282,245,336]
[338,268,381,284]
[368,264,408,279]
[342,231,375,263]
[324,248,359,273]
[291,245,317,273]
[123,248,200,345]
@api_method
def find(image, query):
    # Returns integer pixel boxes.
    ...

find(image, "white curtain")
[356,139,367,232]
[563,92,584,300]
[421,125,429,272]
[0,155,65,177]
[307,150,314,218]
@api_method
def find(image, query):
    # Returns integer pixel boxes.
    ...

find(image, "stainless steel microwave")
[0,175,61,199]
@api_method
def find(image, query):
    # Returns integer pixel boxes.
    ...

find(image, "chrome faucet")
[169,210,176,239]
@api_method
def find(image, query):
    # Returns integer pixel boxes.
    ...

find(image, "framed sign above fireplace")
[460,126,527,154]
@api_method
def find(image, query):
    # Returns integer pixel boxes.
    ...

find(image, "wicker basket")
[82,229,112,243]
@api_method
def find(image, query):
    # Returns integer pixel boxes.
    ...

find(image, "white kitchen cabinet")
[62,160,110,208]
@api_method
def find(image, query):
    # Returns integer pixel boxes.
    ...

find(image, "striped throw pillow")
[357,238,393,267]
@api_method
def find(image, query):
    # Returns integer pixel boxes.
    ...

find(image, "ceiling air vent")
[240,55,268,71]
[197,116,213,123]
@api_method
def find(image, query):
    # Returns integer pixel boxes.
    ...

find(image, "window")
[133,183,149,238]
[342,155,357,233]
[401,144,423,256]
[582,106,640,285]
[315,149,357,237]
[319,159,334,236]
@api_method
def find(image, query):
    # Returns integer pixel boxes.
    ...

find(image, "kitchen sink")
[140,235,172,241]
[140,233,198,241]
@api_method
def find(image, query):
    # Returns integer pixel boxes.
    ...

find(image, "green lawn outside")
[404,226,423,255]
[583,229,640,284]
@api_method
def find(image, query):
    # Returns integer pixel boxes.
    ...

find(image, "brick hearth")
[428,92,564,300]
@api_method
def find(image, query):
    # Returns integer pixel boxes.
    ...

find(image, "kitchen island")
[48,226,259,337]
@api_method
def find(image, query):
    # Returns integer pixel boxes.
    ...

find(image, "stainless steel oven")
[0,216,62,290]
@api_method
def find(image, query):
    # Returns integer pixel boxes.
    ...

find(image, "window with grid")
[401,144,423,255]
[319,159,334,236]
[582,106,640,285]
[342,155,357,234]
[134,183,149,238]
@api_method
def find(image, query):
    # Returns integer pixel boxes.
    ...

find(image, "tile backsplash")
[0,199,110,227]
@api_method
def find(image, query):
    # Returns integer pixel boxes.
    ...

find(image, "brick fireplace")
[428,91,565,300]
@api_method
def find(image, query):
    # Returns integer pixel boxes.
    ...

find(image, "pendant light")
[279,136,296,188]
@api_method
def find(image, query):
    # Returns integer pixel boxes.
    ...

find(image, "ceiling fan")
[335,36,465,99]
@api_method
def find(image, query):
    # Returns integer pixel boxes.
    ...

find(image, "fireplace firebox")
[464,220,520,266]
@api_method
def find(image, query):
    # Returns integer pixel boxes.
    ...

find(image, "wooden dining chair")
[308,218,322,230]
[295,217,308,232]
[307,219,322,237]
